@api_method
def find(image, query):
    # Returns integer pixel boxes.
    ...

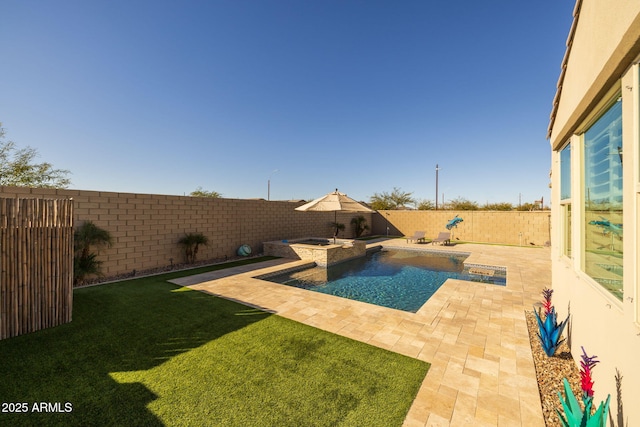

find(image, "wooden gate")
[0,198,73,340]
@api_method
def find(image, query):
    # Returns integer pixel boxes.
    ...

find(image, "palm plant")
[350,216,369,238]
[178,232,209,264]
[331,222,345,238]
[74,221,113,285]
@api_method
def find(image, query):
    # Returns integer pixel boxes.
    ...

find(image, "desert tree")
[0,123,71,188]
[369,187,415,210]
[482,202,514,211]
[416,199,435,210]
[190,187,221,198]
[448,197,479,210]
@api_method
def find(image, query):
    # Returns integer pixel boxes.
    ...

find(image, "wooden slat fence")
[0,197,73,340]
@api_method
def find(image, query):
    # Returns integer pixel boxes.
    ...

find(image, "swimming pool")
[260,248,506,313]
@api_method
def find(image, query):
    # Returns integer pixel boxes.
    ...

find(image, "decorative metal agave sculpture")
[533,288,569,357]
[557,347,610,427]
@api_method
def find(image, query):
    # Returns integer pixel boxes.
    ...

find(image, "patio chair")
[406,231,426,243]
[431,231,451,246]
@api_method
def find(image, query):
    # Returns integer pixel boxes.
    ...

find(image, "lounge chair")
[406,231,426,243]
[431,231,451,246]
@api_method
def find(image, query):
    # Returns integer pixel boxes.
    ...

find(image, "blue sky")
[0,1,574,205]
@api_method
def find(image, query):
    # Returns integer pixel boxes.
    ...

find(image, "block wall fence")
[0,187,551,280]
[373,210,551,246]
[0,187,372,279]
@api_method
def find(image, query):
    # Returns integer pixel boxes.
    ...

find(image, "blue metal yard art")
[588,217,622,236]
[557,347,610,427]
[534,288,569,357]
[445,215,463,230]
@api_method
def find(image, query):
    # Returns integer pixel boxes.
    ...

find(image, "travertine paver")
[171,240,550,427]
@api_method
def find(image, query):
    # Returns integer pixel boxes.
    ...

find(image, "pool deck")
[171,240,550,426]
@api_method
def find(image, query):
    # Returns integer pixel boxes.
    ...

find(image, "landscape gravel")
[76,255,250,287]
[526,310,582,427]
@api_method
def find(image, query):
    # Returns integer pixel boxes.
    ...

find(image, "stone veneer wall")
[1,186,550,278]
[263,239,367,266]
[372,210,551,246]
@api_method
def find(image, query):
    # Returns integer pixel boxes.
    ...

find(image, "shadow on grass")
[0,275,271,426]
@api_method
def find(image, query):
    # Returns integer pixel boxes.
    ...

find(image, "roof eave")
[547,0,583,141]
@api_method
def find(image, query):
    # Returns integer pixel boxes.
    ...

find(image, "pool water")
[261,249,505,313]
[292,239,331,246]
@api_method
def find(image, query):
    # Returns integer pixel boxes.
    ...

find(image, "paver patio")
[171,240,551,426]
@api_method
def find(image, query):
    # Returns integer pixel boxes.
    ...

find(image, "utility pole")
[435,164,439,210]
[268,169,279,201]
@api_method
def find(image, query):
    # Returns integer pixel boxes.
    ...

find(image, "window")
[560,143,571,257]
[560,143,571,258]
[560,144,571,200]
[582,98,623,300]
[563,204,572,258]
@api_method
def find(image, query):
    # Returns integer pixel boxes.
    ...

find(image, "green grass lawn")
[0,259,429,426]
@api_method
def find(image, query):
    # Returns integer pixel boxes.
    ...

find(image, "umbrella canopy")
[296,189,373,240]
[295,189,373,214]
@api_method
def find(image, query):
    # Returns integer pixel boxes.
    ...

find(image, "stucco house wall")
[548,1,640,423]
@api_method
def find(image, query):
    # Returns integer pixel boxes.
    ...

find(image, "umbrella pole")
[334,211,337,243]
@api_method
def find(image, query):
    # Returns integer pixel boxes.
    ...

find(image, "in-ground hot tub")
[263,237,366,267]
[291,238,332,246]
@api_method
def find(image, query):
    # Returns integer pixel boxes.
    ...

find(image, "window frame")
[579,93,624,301]
[559,141,572,259]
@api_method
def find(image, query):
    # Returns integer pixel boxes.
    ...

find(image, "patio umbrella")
[295,189,373,241]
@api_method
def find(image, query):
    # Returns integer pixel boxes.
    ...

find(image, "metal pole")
[268,169,279,201]
[435,164,439,210]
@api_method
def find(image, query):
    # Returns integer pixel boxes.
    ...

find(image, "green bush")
[178,232,209,264]
[73,221,112,285]
[350,216,369,237]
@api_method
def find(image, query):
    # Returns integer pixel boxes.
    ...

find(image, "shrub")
[331,222,345,238]
[178,232,209,264]
[74,221,112,285]
[351,216,369,238]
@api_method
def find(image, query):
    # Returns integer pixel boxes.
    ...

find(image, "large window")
[560,143,571,257]
[583,98,623,300]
